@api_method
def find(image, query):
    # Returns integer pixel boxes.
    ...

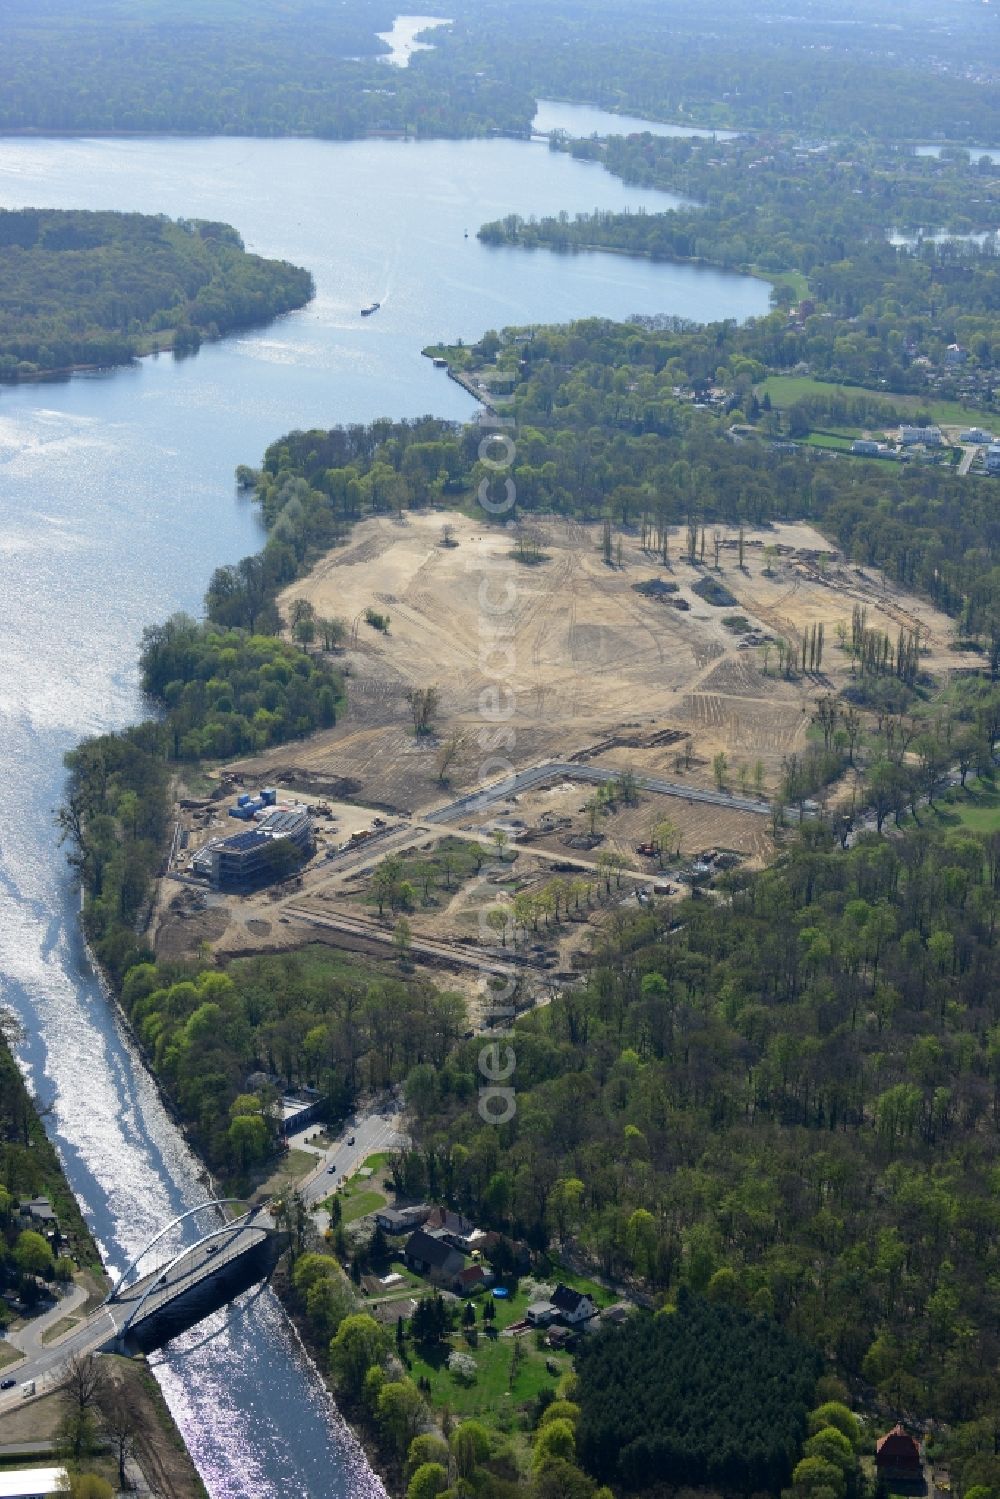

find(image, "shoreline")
[80,906,396,1498]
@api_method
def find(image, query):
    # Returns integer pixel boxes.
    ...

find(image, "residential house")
[601,1303,633,1326]
[374,1205,431,1235]
[551,1284,598,1325]
[403,1229,466,1289]
[875,1425,921,1482]
[986,444,1000,475]
[526,1301,557,1327]
[899,425,943,446]
[0,1469,71,1499]
[455,1264,490,1296]
[851,439,881,455]
[20,1198,55,1225]
[423,1206,487,1255]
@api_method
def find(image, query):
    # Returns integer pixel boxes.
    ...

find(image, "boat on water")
[361,301,381,316]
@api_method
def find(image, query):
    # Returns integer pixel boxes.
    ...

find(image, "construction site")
[150,510,962,1007]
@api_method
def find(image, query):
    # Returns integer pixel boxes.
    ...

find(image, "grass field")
[928,781,1000,834]
[40,1314,81,1346]
[336,1181,388,1224]
[805,432,855,451]
[405,1268,613,1431]
[760,375,994,431]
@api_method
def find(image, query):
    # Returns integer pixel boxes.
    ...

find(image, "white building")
[986,444,1000,475]
[0,1470,70,1499]
[899,425,943,446]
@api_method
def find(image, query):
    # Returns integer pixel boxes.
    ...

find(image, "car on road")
[0,1378,15,1390]
[347,1135,356,1146]
[327,1163,337,1173]
[205,1244,219,1256]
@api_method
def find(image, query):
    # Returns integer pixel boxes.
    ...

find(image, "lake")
[915,143,1000,165]
[377,13,451,67]
[533,98,739,140]
[0,133,767,1498]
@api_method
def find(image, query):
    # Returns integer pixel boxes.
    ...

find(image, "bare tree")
[436,728,467,785]
[407,686,440,736]
[96,1378,144,1490]
[59,1353,110,1459]
[62,1353,109,1416]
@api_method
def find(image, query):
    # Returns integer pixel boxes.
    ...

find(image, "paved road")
[295,1103,408,1209]
[0,1208,276,1407]
[4,1281,89,1361]
[425,759,774,824]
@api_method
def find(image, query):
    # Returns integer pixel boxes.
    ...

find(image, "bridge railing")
[105,1199,248,1303]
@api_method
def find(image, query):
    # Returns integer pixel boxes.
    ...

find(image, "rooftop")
[0,1470,70,1499]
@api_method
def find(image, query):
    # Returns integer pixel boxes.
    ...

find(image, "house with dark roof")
[551,1283,597,1325]
[403,1229,466,1288]
[875,1425,921,1481]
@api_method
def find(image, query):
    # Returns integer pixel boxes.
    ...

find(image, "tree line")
[0,209,313,379]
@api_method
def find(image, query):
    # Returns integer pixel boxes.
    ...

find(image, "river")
[0,134,768,1496]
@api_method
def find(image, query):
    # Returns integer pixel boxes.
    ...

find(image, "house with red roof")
[876,1425,921,1481]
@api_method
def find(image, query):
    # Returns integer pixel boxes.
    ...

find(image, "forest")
[0,0,994,140]
[0,0,533,141]
[118,947,466,1178]
[575,1294,820,1491]
[0,209,314,378]
[403,821,1000,1491]
[480,136,1000,397]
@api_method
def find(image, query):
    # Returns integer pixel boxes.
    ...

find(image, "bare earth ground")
[0,1356,205,1499]
[256,511,959,799]
[153,513,961,976]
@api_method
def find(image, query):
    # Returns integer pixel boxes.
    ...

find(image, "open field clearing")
[158,512,963,980]
[233,511,960,807]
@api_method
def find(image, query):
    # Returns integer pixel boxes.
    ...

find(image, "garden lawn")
[338,1186,387,1225]
[759,375,994,430]
[408,1320,570,1428]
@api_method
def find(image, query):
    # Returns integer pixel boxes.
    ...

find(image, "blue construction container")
[237,793,252,807]
[261,788,277,806]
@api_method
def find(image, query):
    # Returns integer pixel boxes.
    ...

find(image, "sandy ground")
[156,511,961,968]
[239,511,960,807]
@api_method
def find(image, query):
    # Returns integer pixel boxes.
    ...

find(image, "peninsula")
[0,208,313,380]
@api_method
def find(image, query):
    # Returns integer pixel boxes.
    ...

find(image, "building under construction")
[192,807,313,892]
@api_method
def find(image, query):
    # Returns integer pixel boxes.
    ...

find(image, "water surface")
[915,143,1000,164]
[533,98,738,140]
[377,13,451,66]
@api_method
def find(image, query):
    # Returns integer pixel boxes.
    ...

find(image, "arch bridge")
[102,1200,287,1354]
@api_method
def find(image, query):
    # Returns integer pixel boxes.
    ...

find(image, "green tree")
[406,1464,448,1499]
[329,1314,387,1399]
[377,1379,428,1457]
[15,1229,55,1278]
